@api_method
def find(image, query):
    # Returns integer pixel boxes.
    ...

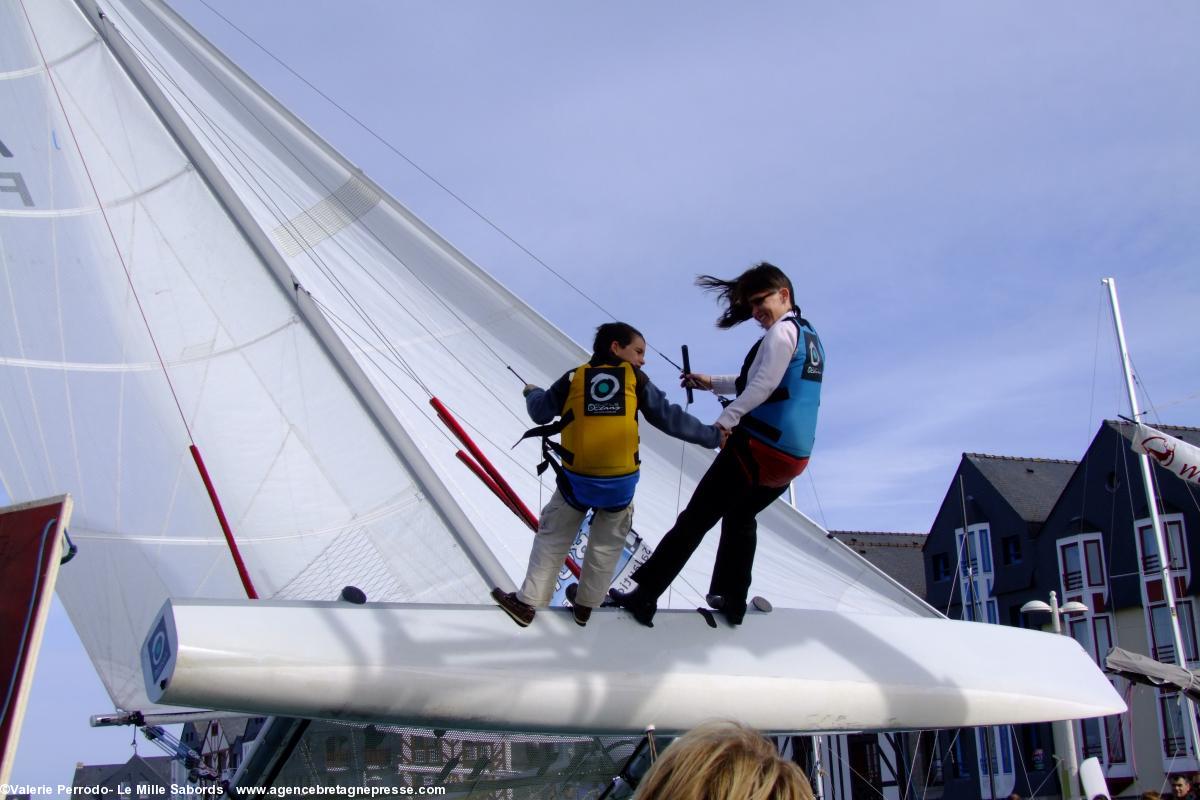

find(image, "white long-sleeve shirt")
[712,311,799,431]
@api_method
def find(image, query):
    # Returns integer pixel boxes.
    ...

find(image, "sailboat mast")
[1103,277,1200,759]
[73,0,513,593]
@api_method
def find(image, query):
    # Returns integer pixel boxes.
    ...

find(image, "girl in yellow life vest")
[493,322,722,628]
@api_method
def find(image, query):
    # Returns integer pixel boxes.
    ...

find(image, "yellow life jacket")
[558,360,640,477]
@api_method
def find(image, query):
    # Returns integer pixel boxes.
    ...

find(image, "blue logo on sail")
[147,616,171,683]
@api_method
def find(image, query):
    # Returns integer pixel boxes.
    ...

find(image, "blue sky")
[10,0,1200,789]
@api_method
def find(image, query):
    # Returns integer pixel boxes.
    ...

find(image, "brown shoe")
[492,588,535,627]
[572,604,592,627]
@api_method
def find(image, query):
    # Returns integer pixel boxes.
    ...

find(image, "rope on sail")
[22,0,262,600]
[17,0,194,445]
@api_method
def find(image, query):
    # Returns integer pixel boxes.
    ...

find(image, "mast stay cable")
[20,0,258,598]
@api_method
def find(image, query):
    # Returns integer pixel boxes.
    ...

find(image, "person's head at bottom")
[635,720,814,800]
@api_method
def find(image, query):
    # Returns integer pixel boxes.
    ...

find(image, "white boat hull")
[144,599,1124,734]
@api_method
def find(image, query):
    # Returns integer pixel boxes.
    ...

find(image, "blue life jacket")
[735,316,823,458]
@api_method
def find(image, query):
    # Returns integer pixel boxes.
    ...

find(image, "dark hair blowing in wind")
[696,262,797,329]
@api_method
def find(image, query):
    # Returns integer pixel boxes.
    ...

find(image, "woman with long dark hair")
[611,262,824,626]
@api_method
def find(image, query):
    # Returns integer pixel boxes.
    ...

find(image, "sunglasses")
[747,290,778,308]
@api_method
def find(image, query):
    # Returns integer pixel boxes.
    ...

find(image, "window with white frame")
[1148,602,1198,664]
[1159,692,1190,758]
[1058,535,1106,595]
[956,524,995,624]
[1138,516,1188,575]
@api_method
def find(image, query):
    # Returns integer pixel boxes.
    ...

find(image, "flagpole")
[1104,277,1200,763]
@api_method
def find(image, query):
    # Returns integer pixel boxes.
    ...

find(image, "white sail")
[0,0,1124,733]
[1,0,490,711]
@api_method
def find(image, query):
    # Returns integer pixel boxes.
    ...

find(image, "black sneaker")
[608,588,657,628]
[572,604,592,627]
[492,588,535,627]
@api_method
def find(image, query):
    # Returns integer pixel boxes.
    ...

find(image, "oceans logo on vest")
[803,331,823,382]
[584,367,625,416]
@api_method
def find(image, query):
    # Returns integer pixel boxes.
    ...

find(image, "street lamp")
[1022,591,1090,800]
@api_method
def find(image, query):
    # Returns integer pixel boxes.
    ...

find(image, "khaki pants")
[517,489,634,609]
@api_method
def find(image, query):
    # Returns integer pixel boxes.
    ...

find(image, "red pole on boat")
[455,451,527,525]
[190,445,258,599]
[432,398,581,578]
[429,398,539,530]
[455,451,582,576]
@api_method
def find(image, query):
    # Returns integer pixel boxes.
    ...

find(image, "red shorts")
[735,434,810,488]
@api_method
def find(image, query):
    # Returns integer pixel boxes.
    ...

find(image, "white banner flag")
[1131,422,1200,486]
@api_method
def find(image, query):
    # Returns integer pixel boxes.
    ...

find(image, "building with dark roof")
[179,716,268,784]
[925,452,1077,624]
[919,420,1200,800]
[1026,420,1200,797]
[71,754,173,797]
[829,531,927,598]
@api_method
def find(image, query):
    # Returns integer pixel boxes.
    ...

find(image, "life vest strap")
[763,386,790,404]
[537,438,588,511]
[739,413,783,443]
[517,408,577,468]
[518,408,574,444]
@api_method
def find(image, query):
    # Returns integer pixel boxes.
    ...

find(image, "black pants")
[631,434,787,608]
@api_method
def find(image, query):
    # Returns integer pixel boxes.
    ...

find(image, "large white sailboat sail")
[0,0,1122,733]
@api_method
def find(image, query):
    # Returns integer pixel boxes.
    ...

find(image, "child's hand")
[681,372,712,391]
[523,383,539,396]
[716,424,731,449]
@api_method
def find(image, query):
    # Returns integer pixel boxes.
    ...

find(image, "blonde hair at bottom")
[634,719,815,800]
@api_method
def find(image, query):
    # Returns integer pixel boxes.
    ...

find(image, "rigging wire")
[18,0,195,445]
[187,0,687,370]
[805,465,829,530]
[108,18,432,390]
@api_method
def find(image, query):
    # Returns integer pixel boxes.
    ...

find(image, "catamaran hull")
[144,599,1124,734]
